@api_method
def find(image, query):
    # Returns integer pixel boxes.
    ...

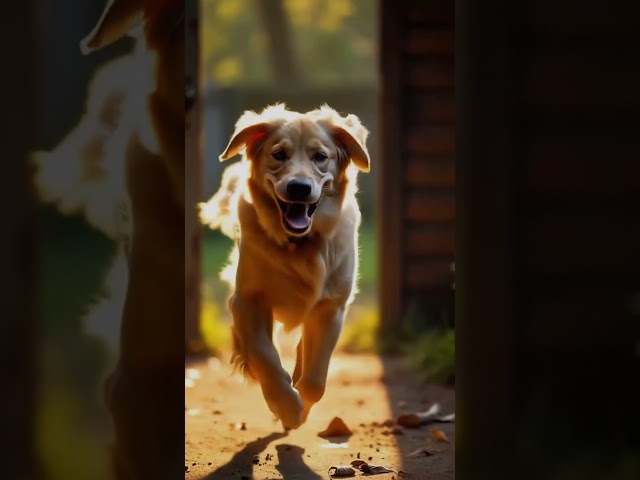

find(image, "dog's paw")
[263,384,304,430]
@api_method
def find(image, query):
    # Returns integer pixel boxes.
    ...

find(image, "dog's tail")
[198,160,247,240]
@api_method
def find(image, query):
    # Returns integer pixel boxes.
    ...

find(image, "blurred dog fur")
[32,1,185,479]
[199,103,371,429]
[31,47,155,357]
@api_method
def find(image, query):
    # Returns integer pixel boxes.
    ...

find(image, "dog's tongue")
[284,203,310,230]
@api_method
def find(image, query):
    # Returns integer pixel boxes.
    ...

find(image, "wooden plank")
[405,190,455,223]
[406,59,455,90]
[405,28,454,56]
[524,213,640,275]
[406,91,455,124]
[406,0,454,27]
[405,225,455,256]
[523,50,640,115]
[406,125,455,155]
[406,259,455,289]
[405,157,455,188]
[378,0,406,332]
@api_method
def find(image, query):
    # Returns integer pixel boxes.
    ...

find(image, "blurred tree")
[200,0,377,87]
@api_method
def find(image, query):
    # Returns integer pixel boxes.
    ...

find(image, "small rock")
[252,455,260,464]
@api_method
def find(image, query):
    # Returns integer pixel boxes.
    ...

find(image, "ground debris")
[396,403,455,429]
[430,427,450,443]
[406,448,439,458]
[318,417,354,438]
[328,465,356,477]
[349,459,397,475]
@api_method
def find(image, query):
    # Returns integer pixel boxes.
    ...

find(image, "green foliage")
[201,0,377,87]
[409,329,455,386]
[338,302,379,353]
[200,292,231,355]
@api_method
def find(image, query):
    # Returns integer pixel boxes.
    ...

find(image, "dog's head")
[220,104,370,241]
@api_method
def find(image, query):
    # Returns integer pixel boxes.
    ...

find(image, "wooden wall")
[379,0,455,332]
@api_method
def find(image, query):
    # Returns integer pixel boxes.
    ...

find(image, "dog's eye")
[272,150,287,161]
[313,152,327,162]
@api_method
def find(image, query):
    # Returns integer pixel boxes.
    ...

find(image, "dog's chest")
[254,241,329,323]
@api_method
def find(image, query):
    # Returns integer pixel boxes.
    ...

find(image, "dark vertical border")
[185,0,203,352]
[456,0,519,477]
[2,1,42,478]
[378,0,405,333]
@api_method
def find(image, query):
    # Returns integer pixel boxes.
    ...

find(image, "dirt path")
[185,351,455,480]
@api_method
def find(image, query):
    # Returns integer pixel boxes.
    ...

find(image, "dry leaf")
[436,413,455,423]
[406,448,435,458]
[396,403,441,429]
[431,427,449,443]
[318,417,353,438]
[361,464,396,474]
[328,465,356,477]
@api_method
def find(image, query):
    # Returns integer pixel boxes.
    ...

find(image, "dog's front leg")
[230,293,304,429]
[295,300,345,421]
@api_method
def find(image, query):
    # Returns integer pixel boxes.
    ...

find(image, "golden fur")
[200,103,371,429]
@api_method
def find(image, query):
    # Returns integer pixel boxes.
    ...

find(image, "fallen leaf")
[350,460,367,468]
[406,448,435,458]
[396,403,443,428]
[431,427,449,443]
[318,417,353,438]
[436,413,455,423]
[328,465,356,477]
[361,464,396,475]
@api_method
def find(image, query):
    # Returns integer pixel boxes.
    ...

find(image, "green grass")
[408,328,455,385]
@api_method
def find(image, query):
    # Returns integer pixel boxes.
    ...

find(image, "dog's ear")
[332,122,371,172]
[80,0,144,54]
[219,122,271,162]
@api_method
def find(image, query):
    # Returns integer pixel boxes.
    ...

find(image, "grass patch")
[409,328,455,385]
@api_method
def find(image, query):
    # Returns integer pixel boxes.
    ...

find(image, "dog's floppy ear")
[80,0,144,54]
[332,121,371,172]
[219,122,271,161]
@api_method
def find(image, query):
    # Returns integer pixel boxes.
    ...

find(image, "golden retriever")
[200,104,371,429]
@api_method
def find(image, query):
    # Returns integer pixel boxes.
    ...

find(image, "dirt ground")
[185,346,455,480]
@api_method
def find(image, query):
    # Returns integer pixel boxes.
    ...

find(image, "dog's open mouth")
[276,198,320,235]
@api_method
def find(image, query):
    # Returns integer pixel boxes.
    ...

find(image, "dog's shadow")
[204,432,323,480]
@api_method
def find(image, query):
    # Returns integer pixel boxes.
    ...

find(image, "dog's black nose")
[286,179,312,201]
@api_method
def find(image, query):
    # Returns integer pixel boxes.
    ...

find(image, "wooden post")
[0,2,42,479]
[378,0,405,334]
[185,0,203,353]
